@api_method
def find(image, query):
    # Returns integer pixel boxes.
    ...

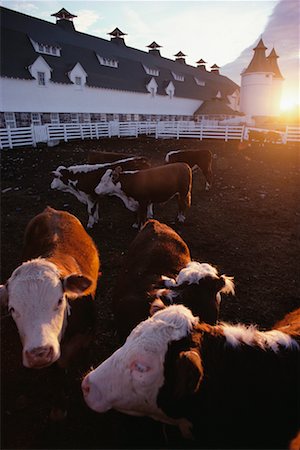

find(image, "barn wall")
[0,77,202,116]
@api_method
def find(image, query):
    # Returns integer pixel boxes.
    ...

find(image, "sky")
[1,0,299,110]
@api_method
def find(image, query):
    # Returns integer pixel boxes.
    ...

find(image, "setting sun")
[280,94,299,111]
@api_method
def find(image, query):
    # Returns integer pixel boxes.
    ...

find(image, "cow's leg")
[86,200,98,228]
[177,192,191,223]
[137,203,148,229]
[202,166,213,191]
[147,203,154,219]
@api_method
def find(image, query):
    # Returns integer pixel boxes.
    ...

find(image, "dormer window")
[143,65,159,76]
[38,71,46,86]
[97,54,119,68]
[68,62,87,89]
[146,77,158,97]
[194,77,205,86]
[75,76,82,86]
[30,38,61,57]
[171,71,184,81]
[165,81,175,99]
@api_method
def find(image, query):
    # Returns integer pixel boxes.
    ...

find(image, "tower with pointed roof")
[240,37,284,117]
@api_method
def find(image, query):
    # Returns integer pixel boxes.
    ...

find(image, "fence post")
[225,126,228,142]
[8,127,13,149]
[31,125,37,147]
[64,124,68,142]
[95,123,99,140]
[240,125,245,142]
[200,124,203,141]
[177,122,180,139]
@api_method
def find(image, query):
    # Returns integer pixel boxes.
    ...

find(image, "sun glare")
[280,95,299,111]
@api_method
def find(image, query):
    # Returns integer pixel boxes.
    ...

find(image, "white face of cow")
[5,259,86,369]
[82,305,198,422]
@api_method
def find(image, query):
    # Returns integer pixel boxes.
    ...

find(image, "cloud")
[222,0,300,98]
[73,9,101,33]
[1,1,38,12]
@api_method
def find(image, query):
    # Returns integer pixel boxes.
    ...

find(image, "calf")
[165,149,213,191]
[0,207,100,369]
[95,163,192,228]
[265,130,283,144]
[51,156,150,228]
[113,219,234,341]
[87,151,135,164]
[82,305,300,449]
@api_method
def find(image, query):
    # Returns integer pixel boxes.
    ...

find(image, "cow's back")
[22,207,99,296]
[113,219,190,302]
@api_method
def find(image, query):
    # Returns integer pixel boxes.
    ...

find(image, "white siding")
[0,77,202,116]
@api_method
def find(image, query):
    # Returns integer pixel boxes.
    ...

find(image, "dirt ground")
[1,136,300,449]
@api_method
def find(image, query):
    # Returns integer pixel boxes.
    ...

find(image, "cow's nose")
[81,376,90,396]
[25,346,54,367]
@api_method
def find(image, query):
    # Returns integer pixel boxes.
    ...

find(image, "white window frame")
[194,77,205,86]
[31,113,41,125]
[50,113,60,124]
[37,71,46,86]
[82,113,90,123]
[30,38,61,57]
[97,54,119,68]
[4,112,16,128]
[143,65,159,76]
[171,71,185,81]
[71,113,79,123]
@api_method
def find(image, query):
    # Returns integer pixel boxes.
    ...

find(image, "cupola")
[211,64,220,74]
[51,8,77,32]
[196,58,207,71]
[108,28,127,46]
[174,51,186,64]
[266,48,284,79]
[147,41,162,57]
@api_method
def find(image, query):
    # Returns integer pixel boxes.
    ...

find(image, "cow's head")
[152,262,235,324]
[82,305,201,425]
[0,259,92,368]
[94,167,123,196]
[50,166,71,191]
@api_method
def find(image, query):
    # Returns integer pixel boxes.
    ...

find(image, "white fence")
[0,121,299,149]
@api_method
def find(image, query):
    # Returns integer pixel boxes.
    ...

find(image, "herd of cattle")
[1,147,300,449]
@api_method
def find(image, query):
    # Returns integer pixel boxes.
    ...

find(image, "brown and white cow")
[0,207,100,369]
[95,163,192,229]
[113,219,234,342]
[51,156,150,228]
[82,305,300,449]
[165,149,213,191]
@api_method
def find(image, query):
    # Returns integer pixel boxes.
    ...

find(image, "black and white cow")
[165,149,213,191]
[94,163,192,229]
[82,305,300,449]
[51,156,150,228]
[113,219,234,342]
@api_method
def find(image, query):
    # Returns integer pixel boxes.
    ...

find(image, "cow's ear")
[112,166,122,183]
[216,275,235,295]
[174,350,203,399]
[0,284,8,309]
[63,274,92,296]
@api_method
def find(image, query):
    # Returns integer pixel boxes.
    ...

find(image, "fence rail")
[0,122,299,149]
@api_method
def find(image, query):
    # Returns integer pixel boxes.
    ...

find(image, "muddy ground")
[1,137,300,449]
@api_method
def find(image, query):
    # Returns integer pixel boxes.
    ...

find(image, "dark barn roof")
[0,6,239,104]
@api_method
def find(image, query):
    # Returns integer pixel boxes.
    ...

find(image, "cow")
[290,431,300,450]
[265,130,283,144]
[0,207,100,369]
[82,305,300,449]
[87,151,135,164]
[94,163,192,229]
[248,129,267,147]
[165,149,213,191]
[113,219,234,342]
[51,156,150,228]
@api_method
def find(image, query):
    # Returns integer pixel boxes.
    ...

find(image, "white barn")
[0,6,241,128]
